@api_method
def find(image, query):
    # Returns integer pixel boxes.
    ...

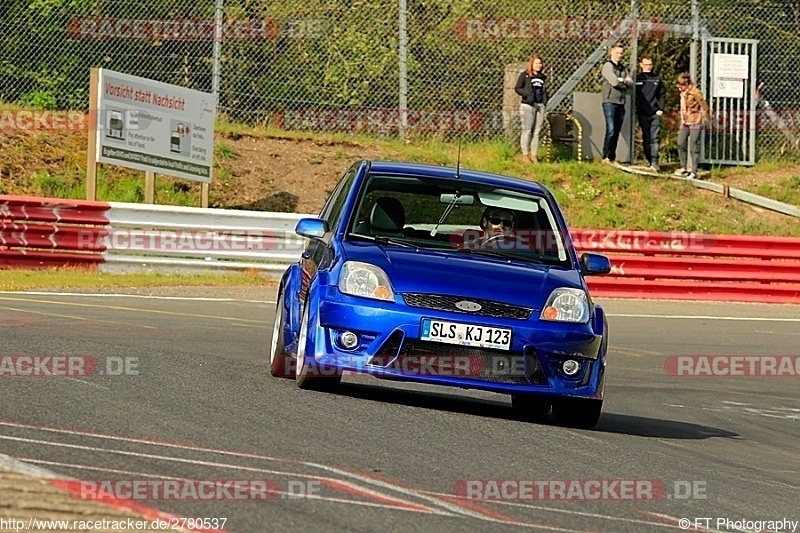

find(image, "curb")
[612,163,800,218]
[0,453,220,532]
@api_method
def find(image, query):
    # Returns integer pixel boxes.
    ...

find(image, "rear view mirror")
[439,194,475,205]
[295,218,329,240]
[580,253,612,275]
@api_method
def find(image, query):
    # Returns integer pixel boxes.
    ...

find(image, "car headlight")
[338,261,395,302]
[541,288,590,323]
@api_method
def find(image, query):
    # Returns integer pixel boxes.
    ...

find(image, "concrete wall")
[572,92,632,162]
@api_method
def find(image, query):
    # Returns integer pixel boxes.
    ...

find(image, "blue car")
[270,160,611,428]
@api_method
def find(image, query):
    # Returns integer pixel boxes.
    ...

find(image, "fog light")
[339,331,359,349]
[562,359,581,376]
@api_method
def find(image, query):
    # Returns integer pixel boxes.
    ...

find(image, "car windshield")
[346,173,570,267]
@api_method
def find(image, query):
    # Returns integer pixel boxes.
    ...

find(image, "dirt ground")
[211,132,387,214]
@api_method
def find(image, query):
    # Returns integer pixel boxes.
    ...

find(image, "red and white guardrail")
[1,195,799,303]
[0,195,305,273]
[571,229,800,303]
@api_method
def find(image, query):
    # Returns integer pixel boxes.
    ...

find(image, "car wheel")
[511,395,551,421]
[295,304,341,391]
[269,290,295,378]
[551,399,603,429]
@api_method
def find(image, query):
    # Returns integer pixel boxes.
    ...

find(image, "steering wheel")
[480,233,515,249]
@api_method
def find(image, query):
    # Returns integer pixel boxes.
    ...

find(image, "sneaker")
[673,168,688,176]
[686,172,697,179]
[649,165,660,173]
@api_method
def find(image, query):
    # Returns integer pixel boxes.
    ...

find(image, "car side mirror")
[580,253,611,275]
[295,218,329,240]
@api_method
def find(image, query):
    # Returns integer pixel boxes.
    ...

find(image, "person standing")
[601,44,634,163]
[674,73,709,180]
[635,56,666,172]
[515,54,548,164]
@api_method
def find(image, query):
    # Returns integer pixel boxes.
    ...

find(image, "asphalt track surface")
[0,290,798,533]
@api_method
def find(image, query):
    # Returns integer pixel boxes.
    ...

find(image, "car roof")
[364,161,549,195]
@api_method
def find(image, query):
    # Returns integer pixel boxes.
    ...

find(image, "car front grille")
[378,340,548,386]
[402,293,533,320]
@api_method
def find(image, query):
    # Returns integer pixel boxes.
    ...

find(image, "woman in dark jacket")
[515,54,548,164]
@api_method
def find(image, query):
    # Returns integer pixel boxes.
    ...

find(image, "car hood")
[341,241,583,308]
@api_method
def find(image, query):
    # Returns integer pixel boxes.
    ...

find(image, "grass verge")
[2,108,799,236]
[0,268,275,291]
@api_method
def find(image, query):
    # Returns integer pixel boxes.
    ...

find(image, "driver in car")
[480,208,517,247]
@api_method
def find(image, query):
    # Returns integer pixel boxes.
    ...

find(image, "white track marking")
[0,291,270,303]
[0,422,616,531]
[0,435,443,516]
[0,295,266,325]
[0,305,159,329]
[420,490,693,530]
[1,434,554,528]
[17,457,445,515]
[608,313,800,322]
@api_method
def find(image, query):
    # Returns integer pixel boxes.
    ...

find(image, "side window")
[320,168,356,229]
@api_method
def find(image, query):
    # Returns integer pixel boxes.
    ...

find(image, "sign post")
[86,68,100,201]
[90,68,217,205]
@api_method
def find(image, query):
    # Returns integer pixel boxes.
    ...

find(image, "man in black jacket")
[635,56,666,172]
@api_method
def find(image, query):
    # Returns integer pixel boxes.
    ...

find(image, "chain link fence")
[1,0,800,159]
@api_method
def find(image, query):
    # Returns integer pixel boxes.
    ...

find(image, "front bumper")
[306,287,606,399]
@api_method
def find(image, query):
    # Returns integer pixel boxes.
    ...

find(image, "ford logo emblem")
[455,300,482,312]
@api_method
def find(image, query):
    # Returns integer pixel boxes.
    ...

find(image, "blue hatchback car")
[270,160,611,428]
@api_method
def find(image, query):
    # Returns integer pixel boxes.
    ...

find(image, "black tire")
[551,399,603,429]
[295,305,341,391]
[511,395,551,421]
[269,290,295,378]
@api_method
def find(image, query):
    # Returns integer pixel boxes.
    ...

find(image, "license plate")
[420,319,512,351]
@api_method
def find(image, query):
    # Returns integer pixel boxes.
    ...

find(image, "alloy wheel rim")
[296,306,309,372]
[269,295,282,364]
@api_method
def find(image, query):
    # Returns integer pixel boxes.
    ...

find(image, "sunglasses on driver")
[488,216,514,228]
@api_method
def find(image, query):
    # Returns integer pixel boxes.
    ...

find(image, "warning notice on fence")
[95,68,216,182]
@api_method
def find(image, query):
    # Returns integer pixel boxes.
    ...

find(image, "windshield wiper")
[457,247,543,264]
[348,233,416,248]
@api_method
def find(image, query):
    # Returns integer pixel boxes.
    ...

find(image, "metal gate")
[700,38,758,165]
